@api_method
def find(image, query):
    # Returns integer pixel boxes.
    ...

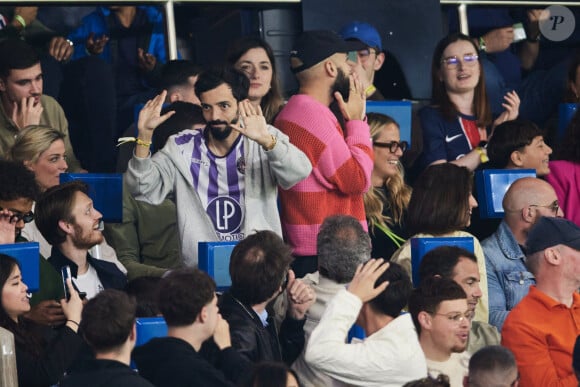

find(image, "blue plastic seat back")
[60,173,123,223]
[198,241,238,291]
[366,101,412,148]
[0,242,40,292]
[411,237,474,285]
[475,169,536,219]
[558,103,578,142]
[135,317,168,347]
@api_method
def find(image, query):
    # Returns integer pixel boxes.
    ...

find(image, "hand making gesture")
[335,71,366,121]
[232,100,275,150]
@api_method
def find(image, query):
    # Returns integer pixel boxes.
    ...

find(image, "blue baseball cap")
[339,21,382,52]
[526,217,580,255]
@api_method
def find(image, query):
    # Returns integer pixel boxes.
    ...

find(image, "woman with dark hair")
[419,33,520,171]
[546,109,580,226]
[364,112,411,260]
[226,37,285,123]
[391,163,489,322]
[244,362,302,387]
[0,253,84,387]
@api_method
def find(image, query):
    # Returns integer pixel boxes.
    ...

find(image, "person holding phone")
[0,253,84,387]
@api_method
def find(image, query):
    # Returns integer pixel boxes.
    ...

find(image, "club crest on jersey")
[207,196,244,234]
[236,156,246,174]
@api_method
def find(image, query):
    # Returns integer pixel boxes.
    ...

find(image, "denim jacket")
[481,220,535,332]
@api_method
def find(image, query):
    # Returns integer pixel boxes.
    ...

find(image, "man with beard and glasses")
[274,30,373,277]
[35,180,126,299]
[125,66,311,267]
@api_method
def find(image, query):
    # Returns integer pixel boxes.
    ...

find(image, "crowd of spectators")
[1,3,580,386]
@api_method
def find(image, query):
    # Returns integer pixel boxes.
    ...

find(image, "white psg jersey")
[174,129,245,241]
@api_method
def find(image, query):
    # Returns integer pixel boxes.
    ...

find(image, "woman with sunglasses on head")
[226,37,285,124]
[419,33,520,172]
[364,113,412,261]
[0,253,84,387]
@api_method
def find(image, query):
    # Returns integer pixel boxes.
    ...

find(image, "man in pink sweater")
[275,30,373,276]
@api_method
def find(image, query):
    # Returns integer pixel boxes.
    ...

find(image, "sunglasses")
[441,53,479,68]
[347,51,358,63]
[0,207,34,224]
[373,140,408,153]
[530,200,559,214]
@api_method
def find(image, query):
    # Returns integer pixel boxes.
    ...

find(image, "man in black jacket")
[219,230,316,364]
[133,268,249,387]
[60,289,153,387]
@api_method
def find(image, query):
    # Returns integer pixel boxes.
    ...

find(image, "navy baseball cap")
[290,30,365,74]
[339,21,383,52]
[526,217,580,255]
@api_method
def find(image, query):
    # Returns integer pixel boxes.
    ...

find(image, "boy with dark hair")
[219,230,315,364]
[133,268,249,386]
[409,277,471,386]
[304,259,427,386]
[487,119,551,176]
[60,289,153,387]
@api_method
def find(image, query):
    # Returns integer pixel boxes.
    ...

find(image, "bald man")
[481,177,563,331]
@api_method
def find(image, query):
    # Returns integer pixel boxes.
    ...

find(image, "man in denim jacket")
[481,177,562,331]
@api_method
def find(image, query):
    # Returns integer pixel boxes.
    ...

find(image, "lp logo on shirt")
[207,196,243,234]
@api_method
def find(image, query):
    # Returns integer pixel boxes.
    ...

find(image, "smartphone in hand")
[61,265,72,301]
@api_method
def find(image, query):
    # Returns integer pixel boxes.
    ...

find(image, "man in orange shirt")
[502,216,580,386]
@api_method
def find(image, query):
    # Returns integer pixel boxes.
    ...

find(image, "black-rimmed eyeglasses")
[373,140,408,153]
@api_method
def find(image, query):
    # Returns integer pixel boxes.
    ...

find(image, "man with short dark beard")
[35,180,126,299]
[126,66,311,267]
[274,30,373,277]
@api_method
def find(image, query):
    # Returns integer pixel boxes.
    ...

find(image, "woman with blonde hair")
[10,125,124,272]
[10,125,68,192]
[364,112,411,260]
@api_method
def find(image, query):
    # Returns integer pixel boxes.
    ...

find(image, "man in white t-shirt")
[409,277,471,386]
[35,180,126,299]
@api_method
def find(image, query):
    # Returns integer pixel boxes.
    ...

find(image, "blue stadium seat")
[410,237,474,285]
[366,101,412,148]
[0,242,40,292]
[198,241,238,291]
[558,103,578,142]
[475,169,536,219]
[60,173,123,223]
[135,317,168,347]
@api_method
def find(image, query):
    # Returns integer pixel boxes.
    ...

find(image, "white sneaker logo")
[445,134,463,143]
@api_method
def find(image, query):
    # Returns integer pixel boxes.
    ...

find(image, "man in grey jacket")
[125,66,311,266]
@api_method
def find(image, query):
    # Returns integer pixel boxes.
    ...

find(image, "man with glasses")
[502,216,580,386]
[0,159,68,327]
[482,177,563,331]
[418,246,500,354]
[409,276,472,386]
[339,21,412,100]
[339,21,385,101]
[275,30,373,277]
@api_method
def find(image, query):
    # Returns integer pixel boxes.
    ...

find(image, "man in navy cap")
[274,30,373,277]
[339,21,385,101]
[502,216,580,386]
